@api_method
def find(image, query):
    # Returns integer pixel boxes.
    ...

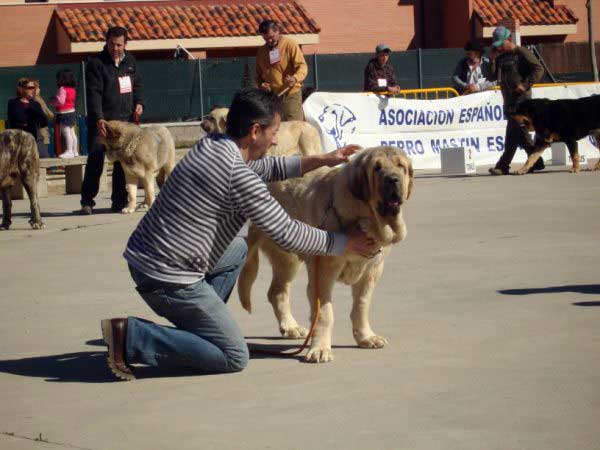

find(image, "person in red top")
[51,68,78,159]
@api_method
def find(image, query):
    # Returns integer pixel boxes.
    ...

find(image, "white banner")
[303,84,600,169]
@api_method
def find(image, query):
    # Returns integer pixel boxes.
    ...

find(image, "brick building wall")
[0,4,55,67]
[0,0,599,68]
[298,0,420,54]
[557,0,600,43]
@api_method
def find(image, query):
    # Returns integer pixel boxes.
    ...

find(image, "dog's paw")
[305,345,333,363]
[358,335,388,349]
[569,168,580,174]
[280,325,308,339]
[0,223,10,231]
[121,207,136,214]
[29,221,45,230]
[513,169,527,176]
[136,203,150,211]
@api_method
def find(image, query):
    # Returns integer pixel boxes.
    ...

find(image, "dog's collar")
[319,196,383,260]
[319,196,345,231]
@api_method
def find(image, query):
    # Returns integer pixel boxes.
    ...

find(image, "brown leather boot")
[101,318,135,381]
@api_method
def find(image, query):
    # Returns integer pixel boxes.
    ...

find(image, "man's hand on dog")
[260,82,272,92]
[345,225,379,258]
[300,145,362,174]
[323,144,362,166]
[97,119,108,138]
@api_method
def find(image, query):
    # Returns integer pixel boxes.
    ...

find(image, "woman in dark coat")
[6,77,50,158]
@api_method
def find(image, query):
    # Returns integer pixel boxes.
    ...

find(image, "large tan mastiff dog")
[97,121,176,214]
[238,146,414,363]
[201,107,322,157]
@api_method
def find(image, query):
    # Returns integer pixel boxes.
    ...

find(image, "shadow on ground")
[0,352,115,383]
[0,337,353,382]
[499,284,600,296]
[11,208,118,218]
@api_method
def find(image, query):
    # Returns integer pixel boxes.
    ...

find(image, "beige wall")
[556,0,600,43]
[298,0,419,54]
[439,0,471,48]
[0,4,56,67]
[0,0,598,68]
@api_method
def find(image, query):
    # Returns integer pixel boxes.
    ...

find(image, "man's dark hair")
[464,40,483,53]
[226,88,282,139]
[258,20,278,34]
[106,26,128,43]
[56,68,76,88]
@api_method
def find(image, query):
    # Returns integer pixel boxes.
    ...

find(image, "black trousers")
[495,114,544,173]
[80,126,127,208]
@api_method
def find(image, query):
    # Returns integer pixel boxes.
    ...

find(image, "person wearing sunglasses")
[6,78,50,158]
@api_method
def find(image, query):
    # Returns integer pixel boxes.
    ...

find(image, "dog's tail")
[237,229,261,314]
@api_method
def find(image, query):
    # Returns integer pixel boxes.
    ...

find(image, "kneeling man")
[100,88,377,380]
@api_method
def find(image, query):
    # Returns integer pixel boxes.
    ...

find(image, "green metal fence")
[0,48,590,124]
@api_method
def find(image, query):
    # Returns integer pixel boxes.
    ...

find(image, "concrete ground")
[0,165,599,450]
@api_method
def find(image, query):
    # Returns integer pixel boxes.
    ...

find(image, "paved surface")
[1,166,599,450]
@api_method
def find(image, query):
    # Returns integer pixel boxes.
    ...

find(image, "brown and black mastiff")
[0,129,44,230]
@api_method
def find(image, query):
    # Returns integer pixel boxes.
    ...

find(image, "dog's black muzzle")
[377,174,403,216]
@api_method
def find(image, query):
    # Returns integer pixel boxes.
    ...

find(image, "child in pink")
[51,68,78,159]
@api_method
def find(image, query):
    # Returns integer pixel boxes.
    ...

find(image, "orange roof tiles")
[473,0,578,27]
[56,0,320,43]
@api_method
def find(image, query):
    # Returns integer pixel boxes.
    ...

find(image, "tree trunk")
[588,0,599,81]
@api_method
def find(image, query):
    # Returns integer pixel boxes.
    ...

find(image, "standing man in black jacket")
[77,26,144,215]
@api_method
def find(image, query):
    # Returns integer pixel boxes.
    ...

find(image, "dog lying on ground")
[0,129,44,230]
[238,147,414,363]
[512,95,600,174]
[201,107,322,156]
[97,121,176,214]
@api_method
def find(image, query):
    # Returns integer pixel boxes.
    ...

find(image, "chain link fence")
[0,47,591,126]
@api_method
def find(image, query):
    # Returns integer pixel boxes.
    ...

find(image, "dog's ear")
[105,123,121,140]
[1,132,12,148]
[348,155,371,201]
[219,117,227,133]
[406,161,414,201]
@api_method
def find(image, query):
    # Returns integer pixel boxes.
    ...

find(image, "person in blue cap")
[486,26,545,175]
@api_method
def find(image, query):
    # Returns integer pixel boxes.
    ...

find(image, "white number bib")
[269,49,281,65]
[118,76,132,94]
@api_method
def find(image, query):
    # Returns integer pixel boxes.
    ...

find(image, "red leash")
[248,256,321,357]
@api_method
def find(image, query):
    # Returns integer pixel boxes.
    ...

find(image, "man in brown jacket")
[487,26,545,175]
[256,20,307,121]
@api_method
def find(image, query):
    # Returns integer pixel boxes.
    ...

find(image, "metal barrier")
[397,87,459,99]
[532,81,600,88]
[366,87,460,99]
[489,81,600,91]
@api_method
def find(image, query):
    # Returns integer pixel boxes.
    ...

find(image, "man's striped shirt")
[124,134,345,284]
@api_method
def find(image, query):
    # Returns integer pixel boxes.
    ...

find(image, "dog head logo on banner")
[318,104,356,148]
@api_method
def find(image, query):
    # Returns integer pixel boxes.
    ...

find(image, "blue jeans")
[126,237,249,374]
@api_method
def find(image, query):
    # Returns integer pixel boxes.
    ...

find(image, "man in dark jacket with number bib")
[77,26,144,215]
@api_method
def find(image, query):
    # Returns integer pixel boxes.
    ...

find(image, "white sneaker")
[59,150,75,159]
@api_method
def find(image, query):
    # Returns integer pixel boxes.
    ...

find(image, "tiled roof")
[56,0,320,43]
[473,0,578,26]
